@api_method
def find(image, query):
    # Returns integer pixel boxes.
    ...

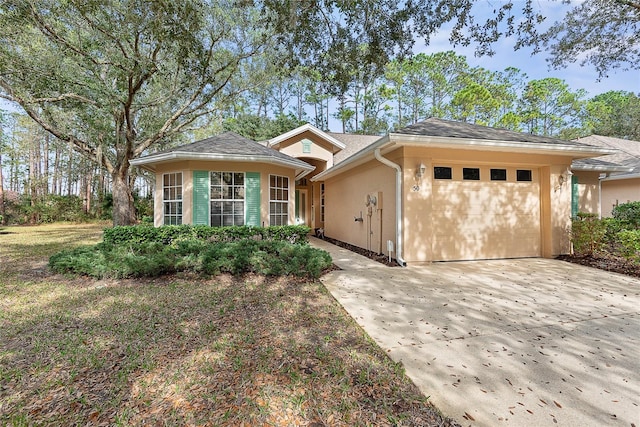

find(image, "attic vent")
[302,140,311,154]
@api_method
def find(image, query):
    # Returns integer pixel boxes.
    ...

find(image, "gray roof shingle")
[573,135,640,175]
[135,131,313,171]
[395,118,592,147]
[328,132,381,164]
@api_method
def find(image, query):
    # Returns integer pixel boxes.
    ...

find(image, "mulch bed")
[556,253,640,279]
[322,237,400,267]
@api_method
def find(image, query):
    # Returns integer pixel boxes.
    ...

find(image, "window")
[270,175,289,226]
[210,172,245,226]
[163,172,182,225]
[463,168,480,180]
[434,167,452,180]
[517,169,532,182]
[320,183,325,223]
[490,169,507,181]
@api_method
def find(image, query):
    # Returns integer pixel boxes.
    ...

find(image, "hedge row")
[49,239,332,279]
[103,224,311,246]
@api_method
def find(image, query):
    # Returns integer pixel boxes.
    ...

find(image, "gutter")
[374,148,406,267]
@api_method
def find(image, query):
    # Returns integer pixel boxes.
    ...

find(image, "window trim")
[320,183,325,223]
[434,166,452,180]
[462,167,480,181]
[210,171,246,227]
[162,172,183,225]
[516,169,533,182]
[490,168,507,181]
[269,174,290,226]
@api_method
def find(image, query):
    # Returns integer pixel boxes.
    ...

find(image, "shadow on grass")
[0,223,458,427]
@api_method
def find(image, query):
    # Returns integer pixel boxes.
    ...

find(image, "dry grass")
[0,223,458,426]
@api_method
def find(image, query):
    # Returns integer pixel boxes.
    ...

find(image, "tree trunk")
[83,166,94,215]
[43,133,49,196]
[112,168,136,226]
[0,153,5,225]
[66,144,73,196]
[28,146,37,224]
[52,144,60,195]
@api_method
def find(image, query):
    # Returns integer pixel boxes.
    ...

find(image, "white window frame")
[163,172,183,225]
[210,171,245,227]
[320,183,325,223]
[269,174,289,226]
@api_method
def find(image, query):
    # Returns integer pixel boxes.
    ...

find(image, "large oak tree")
[0,0,271,225]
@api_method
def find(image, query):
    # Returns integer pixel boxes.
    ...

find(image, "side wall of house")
[153,161,297,227]
[323,158,397,256]
[601,178,640,217]
[572,171,601,215]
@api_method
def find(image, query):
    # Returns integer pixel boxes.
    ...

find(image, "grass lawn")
[0,223,457,426]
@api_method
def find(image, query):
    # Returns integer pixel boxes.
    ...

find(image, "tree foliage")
[0,0,270,225]
[586,91,640,140]
[543,0,640,78]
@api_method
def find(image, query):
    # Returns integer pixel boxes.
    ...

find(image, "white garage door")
[431,167,541,261]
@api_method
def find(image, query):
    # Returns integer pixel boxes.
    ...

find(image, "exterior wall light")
[416,163,426,179]
[558,167,573,186]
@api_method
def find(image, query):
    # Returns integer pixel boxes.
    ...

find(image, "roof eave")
[602,172,640,181]
[388,133,618,157]
[571,164,634,172]
[129,152,314,175]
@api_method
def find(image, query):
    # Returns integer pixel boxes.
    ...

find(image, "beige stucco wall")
[152,160,297,227]
[601,178,640,217]
[322,146,574,263]
[573,171,601,215]
[323,158,396,256]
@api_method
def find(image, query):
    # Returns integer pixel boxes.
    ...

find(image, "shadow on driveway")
[312,237,640,427]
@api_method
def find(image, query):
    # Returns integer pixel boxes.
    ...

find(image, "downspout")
[374,148,406,266]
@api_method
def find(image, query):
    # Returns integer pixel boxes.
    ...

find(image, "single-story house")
[131,118,616,265]
[571,135,640,217]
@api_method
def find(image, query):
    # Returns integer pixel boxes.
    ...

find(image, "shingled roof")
[572,135,640,176]
[395,118,596,147]
[130,131,314,176]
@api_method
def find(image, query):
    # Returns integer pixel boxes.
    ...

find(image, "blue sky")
[417,1,640,97]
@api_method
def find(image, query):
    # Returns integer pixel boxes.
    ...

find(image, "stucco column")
[549,164,573,256]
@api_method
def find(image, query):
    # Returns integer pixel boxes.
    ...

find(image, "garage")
[431,165,541,261]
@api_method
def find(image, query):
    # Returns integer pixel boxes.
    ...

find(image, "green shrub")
[612,201,640,229]
[103,224,311,246]
[571,212,607,256]
[50,238,332,279]
[616,230,640,262]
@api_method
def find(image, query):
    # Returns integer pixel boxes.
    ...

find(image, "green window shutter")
[571,175,579,218]
[245,172,261,226]
[193,171,210,225]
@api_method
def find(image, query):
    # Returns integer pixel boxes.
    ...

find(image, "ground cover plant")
[49,225,331,279]
[0,223,458,426]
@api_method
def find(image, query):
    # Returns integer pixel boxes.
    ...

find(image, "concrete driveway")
[311,238,640,426]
